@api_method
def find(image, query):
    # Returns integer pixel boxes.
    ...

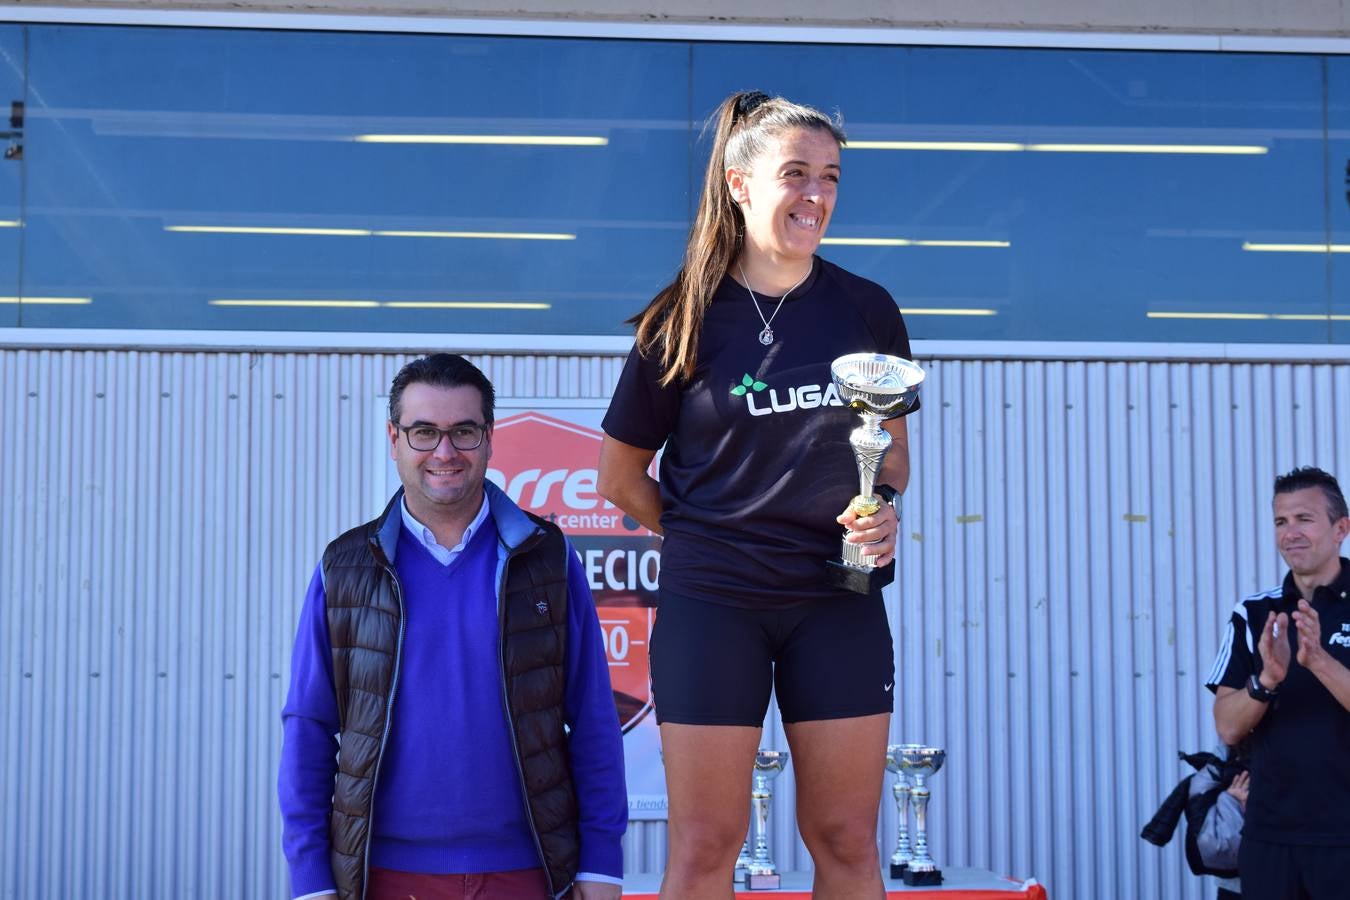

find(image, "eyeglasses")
[394,421,488,452]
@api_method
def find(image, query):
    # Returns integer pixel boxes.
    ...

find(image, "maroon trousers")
[367,865,552,900]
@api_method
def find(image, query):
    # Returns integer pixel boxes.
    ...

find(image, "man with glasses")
[279,353,626,900]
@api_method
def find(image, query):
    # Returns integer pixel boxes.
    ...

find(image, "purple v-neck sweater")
[370,522,538,871]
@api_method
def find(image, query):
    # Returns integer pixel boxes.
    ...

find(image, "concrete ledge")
[0,4,1348,47]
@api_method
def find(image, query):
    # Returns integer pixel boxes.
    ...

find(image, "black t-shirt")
[1205,558,1350,844]
[602,256,918,608]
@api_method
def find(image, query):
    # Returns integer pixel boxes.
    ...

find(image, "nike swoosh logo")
[884,682,893,691]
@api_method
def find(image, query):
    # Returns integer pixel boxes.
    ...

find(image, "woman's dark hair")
[630,91,846,386]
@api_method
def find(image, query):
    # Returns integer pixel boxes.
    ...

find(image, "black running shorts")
[650,589,896,725]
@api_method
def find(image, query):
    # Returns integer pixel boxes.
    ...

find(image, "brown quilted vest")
[320,489,580,900]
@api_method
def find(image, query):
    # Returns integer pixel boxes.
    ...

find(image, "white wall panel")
[2,346,1348,899]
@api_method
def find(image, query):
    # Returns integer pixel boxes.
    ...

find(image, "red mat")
[627,885,1048,899]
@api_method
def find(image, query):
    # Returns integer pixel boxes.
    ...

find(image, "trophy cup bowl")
[825,353,925,594]
[753,747,790,780]
[747,750,789,890]
[884,743,911,778]
[900,745,946,779]
[885,743,922,879]
[900,746,946,886]
[833,353,925,418]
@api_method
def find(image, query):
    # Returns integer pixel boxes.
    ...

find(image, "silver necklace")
[738,262,811,346]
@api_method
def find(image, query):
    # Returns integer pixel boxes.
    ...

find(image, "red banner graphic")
[490,412,660,733]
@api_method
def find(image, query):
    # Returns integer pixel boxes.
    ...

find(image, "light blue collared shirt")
[399,493,490,566]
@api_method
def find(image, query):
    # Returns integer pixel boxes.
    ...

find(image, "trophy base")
[734,865,747,884]
[826,558,894,594]
[889,862,909,880]
[903,867,943,886]
[746,872,781,890]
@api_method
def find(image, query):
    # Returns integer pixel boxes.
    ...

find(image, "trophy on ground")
[825,353,925,594]
[735,835,751,884]
[900,746,947,886]
[885,743,921,879]
[746,749,789,890]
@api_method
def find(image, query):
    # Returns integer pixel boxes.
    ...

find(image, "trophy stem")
[891,778,912,872]
[735,833,751,883]
[828,411,893,591]
[909,776,931,868]
[849,412,891,511]
[746,769,780,889]
[749,774,772,868]
[902,771,942,886]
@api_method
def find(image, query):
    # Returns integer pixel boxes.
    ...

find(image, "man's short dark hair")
[1274,466,1349,522]
[388,353,495,426]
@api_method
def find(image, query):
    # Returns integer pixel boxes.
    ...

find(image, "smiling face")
[1274,486,1350,585]
[388,381,493,525]
[727,126,840,268]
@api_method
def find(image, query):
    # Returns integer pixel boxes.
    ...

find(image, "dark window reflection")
[5,26,1346,343]
[1329,58,1350,346]
[0,26,22,328]
[20,26,689,334]
[693,44,1329,344]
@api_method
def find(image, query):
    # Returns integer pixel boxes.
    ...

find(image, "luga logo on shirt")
[729,373,767,396]
[730,372,846,417]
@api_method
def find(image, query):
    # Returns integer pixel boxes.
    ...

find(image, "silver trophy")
[746,749,789,890]
[885,743,921,879]
[900,746,946,886]
[826,353,925,594]
[735,834,751,883]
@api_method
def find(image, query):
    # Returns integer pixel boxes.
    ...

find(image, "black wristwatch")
[875,484,899,506]
[1247,673,1279,703]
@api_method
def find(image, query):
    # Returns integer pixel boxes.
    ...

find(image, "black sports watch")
[875,484,899,506]
[1246,673,1279,703]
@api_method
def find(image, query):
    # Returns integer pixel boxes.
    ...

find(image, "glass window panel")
[21,26,690,333]
[1329,57,1350,345]
[16,27,1342,343]
[0,26,23,327]
[692,44,1329,343]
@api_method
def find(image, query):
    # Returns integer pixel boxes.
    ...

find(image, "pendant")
[758,327,774,346]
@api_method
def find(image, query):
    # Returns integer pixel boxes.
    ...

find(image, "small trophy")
[901,746,946,886]
[746,749,789,890]
[885,743,921,879]
[735,835,751,884]
[826,353,925,594]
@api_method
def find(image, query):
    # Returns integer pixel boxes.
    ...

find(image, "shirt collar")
[400,492,490,562]
[1280,556,1350,606]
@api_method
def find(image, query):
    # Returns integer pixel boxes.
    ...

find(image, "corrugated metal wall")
[3,346,1348,899]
